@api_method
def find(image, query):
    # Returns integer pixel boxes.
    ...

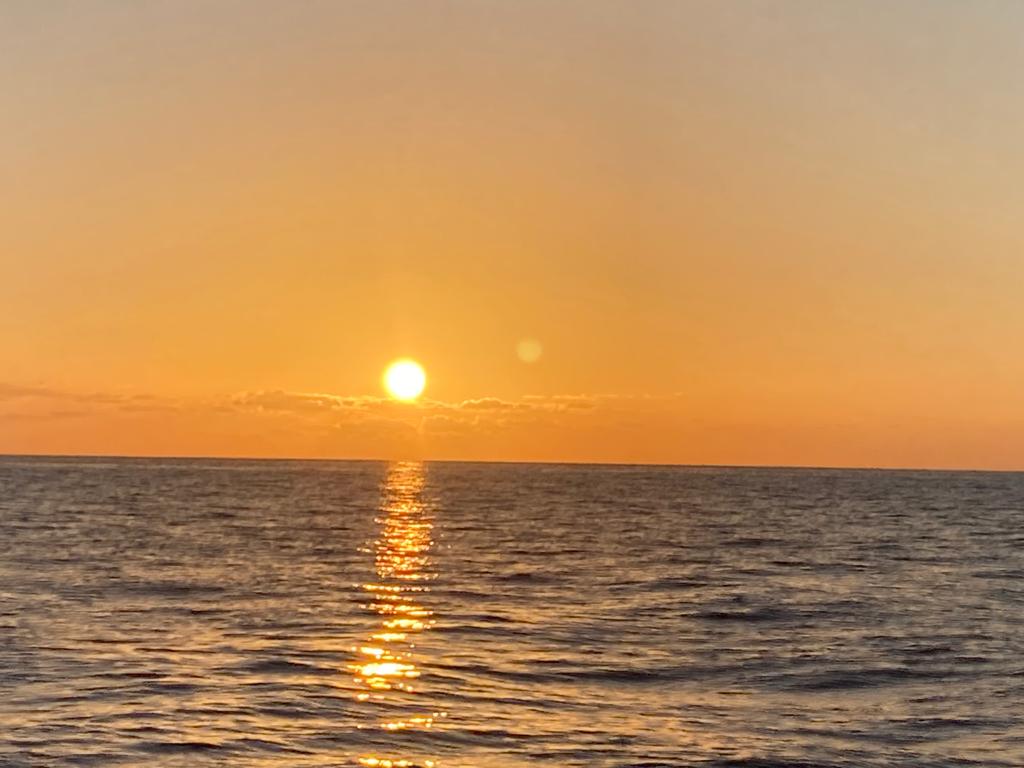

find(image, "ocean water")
[1,458,1023,767]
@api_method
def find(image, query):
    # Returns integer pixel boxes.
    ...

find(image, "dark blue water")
[2,457,1023,766]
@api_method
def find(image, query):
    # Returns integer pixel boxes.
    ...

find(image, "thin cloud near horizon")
[2,381,1024,471]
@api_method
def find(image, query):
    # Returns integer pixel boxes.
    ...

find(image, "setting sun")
[6,5,1024,768]
[383,360,427,402]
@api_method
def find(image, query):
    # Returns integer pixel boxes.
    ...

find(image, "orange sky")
[3,2,1024,468]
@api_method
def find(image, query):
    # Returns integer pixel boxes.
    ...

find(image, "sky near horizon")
[3,1,1024,468]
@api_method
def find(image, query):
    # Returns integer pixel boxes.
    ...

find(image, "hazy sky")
[3,1,1024,467]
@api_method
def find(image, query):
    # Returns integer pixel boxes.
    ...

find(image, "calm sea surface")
[2,457,1023,767]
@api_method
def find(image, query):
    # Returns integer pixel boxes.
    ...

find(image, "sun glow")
[383,359,426,401]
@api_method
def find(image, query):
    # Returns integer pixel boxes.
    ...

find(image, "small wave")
[114,581,228,597]
[720,537,782,549]
[693,607,798,623]
[648,577,710,591]
[898,643,957,656]
[135,740,225,754]
[231,658,338,677]
[496,570,557,583]
[785,666,946,691]
[704,760,843,768]
[435,622,532,639]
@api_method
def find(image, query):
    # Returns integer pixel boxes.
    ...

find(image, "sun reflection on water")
[352,461,444,767]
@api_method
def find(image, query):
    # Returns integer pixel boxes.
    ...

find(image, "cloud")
[229,391,479,426]
[226,390,607,422]
[1,382,666,425]
[0,382,181,417]
[453,397,522,412]
[521,393,600,411]
[231,390,377,413]
[0,383,62,400]
[0,381,692,461]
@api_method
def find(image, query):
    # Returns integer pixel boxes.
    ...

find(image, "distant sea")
[2,456,1023,767]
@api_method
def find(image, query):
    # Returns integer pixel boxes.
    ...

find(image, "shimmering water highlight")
[2,457,1023,767]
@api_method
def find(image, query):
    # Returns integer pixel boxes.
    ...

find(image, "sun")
[383,359,427,401]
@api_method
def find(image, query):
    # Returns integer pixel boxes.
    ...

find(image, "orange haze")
[3,2,1024,469]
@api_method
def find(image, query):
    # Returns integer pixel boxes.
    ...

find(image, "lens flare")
[516,338,543,363]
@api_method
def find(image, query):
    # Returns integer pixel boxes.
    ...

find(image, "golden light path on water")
[353,462,443,768]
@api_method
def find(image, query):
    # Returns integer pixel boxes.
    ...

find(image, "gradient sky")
[3,1,1024,468]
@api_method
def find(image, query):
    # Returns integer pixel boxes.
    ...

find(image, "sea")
[1,456,1023,767]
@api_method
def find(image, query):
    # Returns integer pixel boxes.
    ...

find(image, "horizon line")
[1,451,1022,475]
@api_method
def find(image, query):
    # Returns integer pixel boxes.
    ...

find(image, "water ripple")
[2,458,1024,766]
